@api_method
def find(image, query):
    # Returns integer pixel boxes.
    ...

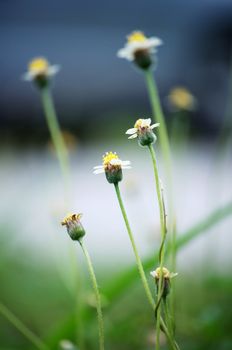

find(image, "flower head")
[150,267,178,298]
[168,87,197,111]
[126,118,159,146]
[61,213,85,241]
[117,31,162,70]
[23,57,60,88]
[93,152,131,184]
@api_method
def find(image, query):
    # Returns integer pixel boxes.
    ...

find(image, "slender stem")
[148,144,167,349]
[79,241,105,350]
[114,183,178,350]
[0,302,49,350]
[114,183,155,308]
[144,68,177,321]
[163,299,174,339]
[40,87,71,202]
[144,69,171,174]
[148,144,166,241]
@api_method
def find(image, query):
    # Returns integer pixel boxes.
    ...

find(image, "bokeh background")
[1,1,232,349]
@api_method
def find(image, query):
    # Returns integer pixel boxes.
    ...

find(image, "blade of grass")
[0,302,49,350]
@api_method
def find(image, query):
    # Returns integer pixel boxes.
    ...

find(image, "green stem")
[114,183,155,308]
[79,241,105,350]
[41,87,71,201]
[144,69,171,174]
[148,144,166,245]
[114,183,178,350]
[0,302,49,350]
[148,144,167,349]
[144,68,177,321]
[104,201,232,301]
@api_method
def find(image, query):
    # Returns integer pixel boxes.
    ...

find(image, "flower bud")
[138,128,157,146]
[134,49,153,70]
[105,160,123,184]
[150,267,178,299]
[61,213,85,241]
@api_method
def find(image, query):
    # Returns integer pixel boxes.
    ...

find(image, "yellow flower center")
[169,87,195,110]
[28,58,49,74]
[155,267,170,279]
[103,152,118,166]
[61,213,82,226]
[127,31,147,43]
[134,119,143,128]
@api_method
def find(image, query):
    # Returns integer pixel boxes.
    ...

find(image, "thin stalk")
[144,68,177,319]
[144,69,171,174]
[0,302,49,350]
[79,241,105,350]
[148,144,167,349]
[40,87,71,202]
[114,183,155,308]
[163,299,174,339]
[41,87,84,343]
[114,183,178,350]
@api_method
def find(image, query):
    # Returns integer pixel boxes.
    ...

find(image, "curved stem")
[0,302,49,350]
[41,87,71,203]
[114,183,178,350]
[79,241,105,350]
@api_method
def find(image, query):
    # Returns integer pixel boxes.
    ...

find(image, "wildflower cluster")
[23,28,180,350]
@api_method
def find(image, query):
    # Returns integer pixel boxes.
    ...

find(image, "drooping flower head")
[168,87,197,111]
[117,31,162,70]
[150,267,178,298]
[61,213,85,241]
[93,152,131,184]
[23,57,60,88]
[126,118,159,146]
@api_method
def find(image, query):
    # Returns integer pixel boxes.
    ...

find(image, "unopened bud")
[61,213,85,241]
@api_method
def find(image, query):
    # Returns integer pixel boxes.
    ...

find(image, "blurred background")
[0,0,232,349]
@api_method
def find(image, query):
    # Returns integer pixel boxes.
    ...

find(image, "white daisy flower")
[23,57,60,82]
[117,31,162,69]
[93,152,131,184]
[126,118,159,146]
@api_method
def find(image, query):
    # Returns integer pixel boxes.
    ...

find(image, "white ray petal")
[126,128,137,135]
[150,271,157,278]
[121,160,131,166]
[22,72,34,81]
[93,165,104,169]
[141,118,151,127]
[122,166,131,169]
[93,169,105,175]
[150,123,160,129]
[128,134,138,139]
[48,64,61,76]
